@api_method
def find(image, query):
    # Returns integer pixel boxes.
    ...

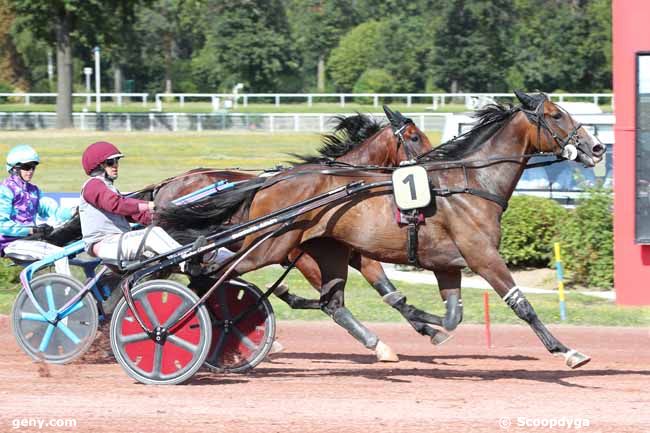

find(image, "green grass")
[245,267,650,326]
[2,265,646,325]
[0,130,442,192]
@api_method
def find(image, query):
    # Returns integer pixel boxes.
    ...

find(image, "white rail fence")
[0,93,148,106]
[153,92,614,111]
[0,92,614,110]
[0,112,451,132]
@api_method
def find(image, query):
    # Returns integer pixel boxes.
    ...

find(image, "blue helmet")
[6,145,40,172]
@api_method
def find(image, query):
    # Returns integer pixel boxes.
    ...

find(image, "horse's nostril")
[593,144,605,155]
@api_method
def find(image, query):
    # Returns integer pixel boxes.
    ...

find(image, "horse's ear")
[514,90,538,110]
[383,105,400,127]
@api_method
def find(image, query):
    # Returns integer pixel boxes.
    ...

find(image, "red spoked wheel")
[110,280,212,385]
[204,278,275,373]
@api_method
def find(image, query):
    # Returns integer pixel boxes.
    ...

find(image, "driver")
[0,145,73,274]
[79,141,189,269]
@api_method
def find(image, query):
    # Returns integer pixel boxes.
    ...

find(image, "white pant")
[93,227,182,262]
[4,240,71,275]
[93,227,236,269]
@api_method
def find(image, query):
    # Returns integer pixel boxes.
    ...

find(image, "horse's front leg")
[458,241,590,369]
[351,253,452,345]
[433,269,464,331]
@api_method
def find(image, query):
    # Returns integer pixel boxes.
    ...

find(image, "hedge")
[559,188,613,288]
[500,195,568,267]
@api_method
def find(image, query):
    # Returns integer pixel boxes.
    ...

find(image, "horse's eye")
[410,135,420,142]
[551,112,562,120]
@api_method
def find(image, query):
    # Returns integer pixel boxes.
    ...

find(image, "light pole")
[93,46,101,113]
[83,67,92,107]
[232,83,244,108]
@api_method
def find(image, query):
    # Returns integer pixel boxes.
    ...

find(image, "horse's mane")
[291,113,385,164]
[424,103,518,161]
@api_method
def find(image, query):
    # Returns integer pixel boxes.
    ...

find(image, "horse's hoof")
[268,340,285,355]
[375,341,399,362]
[563,349,591,369]
[431,331,453,346]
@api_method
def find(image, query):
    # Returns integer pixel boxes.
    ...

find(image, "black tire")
[204,278,276,373]
[11,273,98,364]
[110,279,212,385]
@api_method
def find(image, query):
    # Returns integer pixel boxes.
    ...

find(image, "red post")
[483,291,491,348]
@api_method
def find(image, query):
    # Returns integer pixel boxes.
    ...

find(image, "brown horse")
[153,107,448,362]
[172,91,604,368]
[34,108,447,361]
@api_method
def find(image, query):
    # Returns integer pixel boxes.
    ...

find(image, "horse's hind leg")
[433,269,464,331]
[352,254,452,345]
[301,238,398,362]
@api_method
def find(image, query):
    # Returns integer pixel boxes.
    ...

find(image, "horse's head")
[383,105,432,162]
[515,90,606,167]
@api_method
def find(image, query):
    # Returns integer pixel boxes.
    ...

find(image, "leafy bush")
[500,196,568,267]
[559,188,613,288]
[353,68,393,92]
[0,258,22,290]
[0,81,12,102]
[352,69,394,104]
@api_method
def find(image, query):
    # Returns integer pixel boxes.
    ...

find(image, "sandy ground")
[0,315,649,433]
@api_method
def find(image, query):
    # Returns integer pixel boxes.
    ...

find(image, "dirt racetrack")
[0,315,649,433]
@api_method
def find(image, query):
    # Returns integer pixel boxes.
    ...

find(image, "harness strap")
[434,187,509,211]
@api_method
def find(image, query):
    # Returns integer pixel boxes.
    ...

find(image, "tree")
[506,0,612,92]
[10,1,142,128]
[431,0,514,92]
[192,0,298,92]
[0,0,29,90]
[327,21,383,92]
[287,0,356,91]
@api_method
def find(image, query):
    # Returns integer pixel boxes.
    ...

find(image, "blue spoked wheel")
[11,274,99,364]
[110,280,212,385]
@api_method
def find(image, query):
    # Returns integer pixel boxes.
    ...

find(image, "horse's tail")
[155,177,266,235]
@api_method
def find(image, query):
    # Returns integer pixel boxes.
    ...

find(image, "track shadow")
[267,351,539,365]
[184,352,650,389]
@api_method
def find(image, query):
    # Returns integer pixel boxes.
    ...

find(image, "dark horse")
[163,91,605,368]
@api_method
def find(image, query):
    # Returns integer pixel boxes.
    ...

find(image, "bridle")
[521,99,586,161]
[391,118,419,161]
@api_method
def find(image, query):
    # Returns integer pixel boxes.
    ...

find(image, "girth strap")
[395,209,423,267]
[407,221,419,267]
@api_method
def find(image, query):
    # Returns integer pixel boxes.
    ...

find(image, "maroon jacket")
[82,178,152,226]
